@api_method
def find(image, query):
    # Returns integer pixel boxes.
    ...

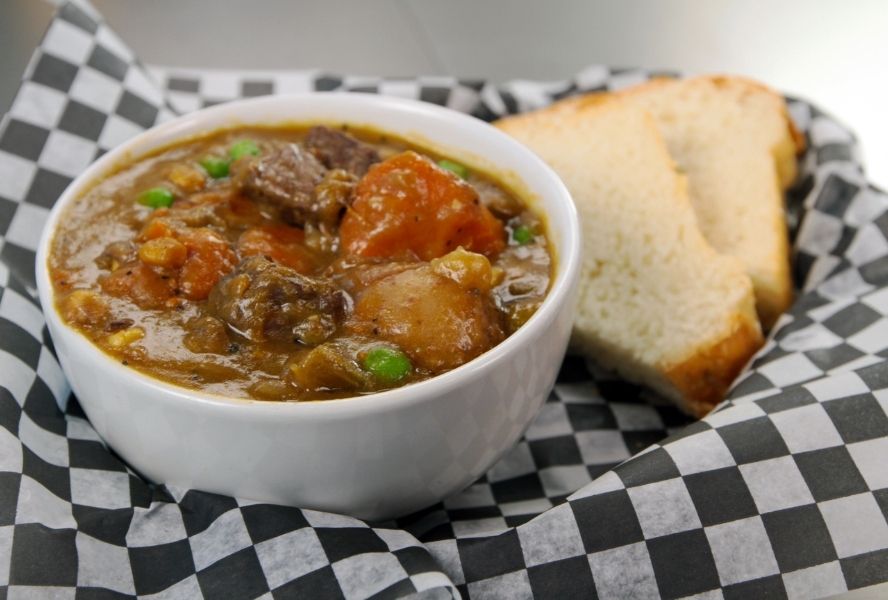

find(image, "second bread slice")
[496,97,763,416]
[619,76,804,329]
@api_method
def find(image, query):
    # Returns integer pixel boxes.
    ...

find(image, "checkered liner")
[1,2,887,598]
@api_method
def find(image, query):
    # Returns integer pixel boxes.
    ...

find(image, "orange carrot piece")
[176,228,237,300]
[238,225,318,273]
[100,262,177,309]
[340,151,504,261]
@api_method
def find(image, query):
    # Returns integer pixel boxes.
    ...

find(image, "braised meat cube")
[474,179,524,219]
[208,256,349,346]
[304,126,381,176]
[165,191,228,229]
[183,315,231,355]
[310,169,358,230]
[95,241,136,271]
[287,338,374,392]
[231,143,327,226]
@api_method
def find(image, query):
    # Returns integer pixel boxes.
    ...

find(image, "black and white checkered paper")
[1,2,887,598]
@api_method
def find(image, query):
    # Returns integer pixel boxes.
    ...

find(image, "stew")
[49,125,552,400]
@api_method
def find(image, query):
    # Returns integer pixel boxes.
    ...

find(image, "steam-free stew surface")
[49,125,552,400]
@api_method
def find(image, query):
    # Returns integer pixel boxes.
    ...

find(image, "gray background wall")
[2,0,887,188]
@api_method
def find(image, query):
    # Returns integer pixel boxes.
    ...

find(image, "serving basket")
[1,2,887,598]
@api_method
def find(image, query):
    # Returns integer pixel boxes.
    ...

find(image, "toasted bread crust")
[755,216,793,331]
[662,310,763,417]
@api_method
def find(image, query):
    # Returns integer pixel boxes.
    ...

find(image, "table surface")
[2,2,888,597]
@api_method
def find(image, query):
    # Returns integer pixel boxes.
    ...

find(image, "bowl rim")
[35,92,581,416]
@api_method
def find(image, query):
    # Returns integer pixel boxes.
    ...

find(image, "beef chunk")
[95,240,136,270]
[208,256,349,346]
[304,126,380,176]
[286,338,374,392]
[232,143,327,226]
[473,179,524,219]
[165,191,228,229]
[183,315,231,354]
[310,169,358,230]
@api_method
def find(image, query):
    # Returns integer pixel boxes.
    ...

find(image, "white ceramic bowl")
[36,93,581,520]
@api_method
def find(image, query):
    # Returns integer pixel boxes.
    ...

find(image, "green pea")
[512,225,534,245]
[229,139,261,161]
[362,346,412,384]
[438,159,470,180]
[137,187,174,209]
[199,156,230,179]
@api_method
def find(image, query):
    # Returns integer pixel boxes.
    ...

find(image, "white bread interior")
[618,76,804,329]
[496,96,764,416]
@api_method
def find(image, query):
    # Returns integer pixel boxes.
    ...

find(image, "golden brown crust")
[755,198,794,332]
[662,312,764,418]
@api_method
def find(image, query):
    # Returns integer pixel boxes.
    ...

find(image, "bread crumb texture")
[619,75,803,329]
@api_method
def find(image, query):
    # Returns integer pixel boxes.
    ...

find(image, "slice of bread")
[496,97,763,416]
[617,76,804,329]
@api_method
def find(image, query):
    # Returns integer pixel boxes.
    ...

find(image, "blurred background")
[2,0,887,187]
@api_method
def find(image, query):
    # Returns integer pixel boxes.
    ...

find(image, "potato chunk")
[183,315,230,355]
[287,340,372,391]
[349,264,504,372]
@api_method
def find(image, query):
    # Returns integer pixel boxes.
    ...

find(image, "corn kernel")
[168,164,206,192]
[61,290,109,326]
[106,327,144,349]
[430,246,495,292]
[138,218,174,242]
[138,237,187,268]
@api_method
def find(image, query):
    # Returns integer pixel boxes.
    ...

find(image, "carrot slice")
[138,217,175,241]
[101,262,177,309]
[176,228,237,301]
[238,225,318,273]
[340,151,505,260]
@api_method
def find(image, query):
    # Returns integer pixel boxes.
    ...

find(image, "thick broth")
[49,125,552,400]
